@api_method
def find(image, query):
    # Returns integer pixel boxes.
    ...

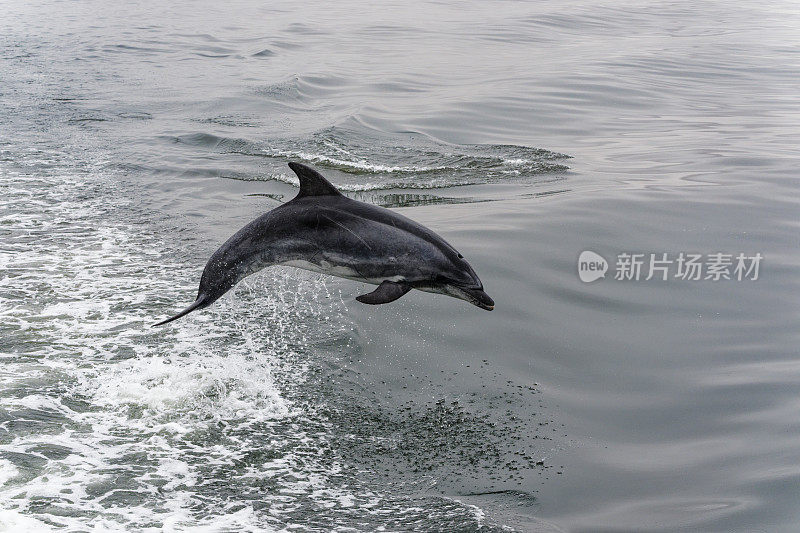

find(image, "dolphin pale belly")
[153,162,494,326]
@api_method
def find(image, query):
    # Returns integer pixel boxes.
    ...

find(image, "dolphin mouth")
[462,287,495,311]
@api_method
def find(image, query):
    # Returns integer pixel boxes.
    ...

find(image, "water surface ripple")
[2,0,799,531]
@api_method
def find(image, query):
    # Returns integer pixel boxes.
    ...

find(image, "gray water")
[1,0,799,531]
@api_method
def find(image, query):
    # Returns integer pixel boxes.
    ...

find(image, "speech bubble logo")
[578,250,608,282]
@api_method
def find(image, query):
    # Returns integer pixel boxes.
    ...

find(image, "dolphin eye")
[457,253,464,259]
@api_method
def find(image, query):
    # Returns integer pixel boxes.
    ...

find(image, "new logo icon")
[578,251,608,282]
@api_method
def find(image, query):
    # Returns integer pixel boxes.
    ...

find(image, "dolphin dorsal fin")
[288,162,342,198]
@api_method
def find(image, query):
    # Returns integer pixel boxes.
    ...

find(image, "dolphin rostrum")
[153,162,494,326]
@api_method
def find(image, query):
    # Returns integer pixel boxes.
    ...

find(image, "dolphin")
[153,162,494,326]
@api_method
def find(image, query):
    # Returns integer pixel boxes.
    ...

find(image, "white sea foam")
[267,170,479,192]
[0,148,367,531]
[272,149,446,173]
[0,461,19,486]
[0,510,57,532]
[0,143,498,531]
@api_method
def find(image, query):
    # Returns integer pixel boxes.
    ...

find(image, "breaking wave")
[172,126,570,193]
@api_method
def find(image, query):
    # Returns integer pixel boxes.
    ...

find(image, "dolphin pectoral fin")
[356,280,411,305]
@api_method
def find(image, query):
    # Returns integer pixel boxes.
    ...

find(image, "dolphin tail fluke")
[151,294,208,327]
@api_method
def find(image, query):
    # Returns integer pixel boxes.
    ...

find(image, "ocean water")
[1,0,799,531]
